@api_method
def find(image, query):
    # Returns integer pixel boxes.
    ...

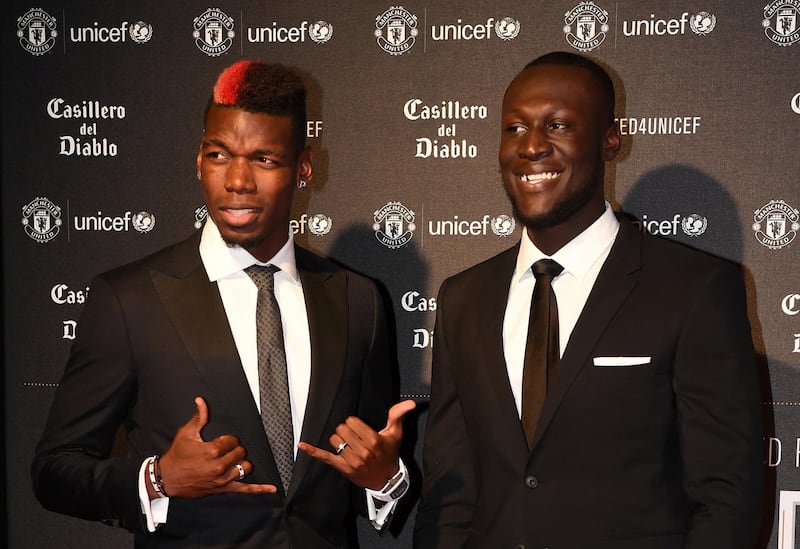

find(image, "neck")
[527,202,606,256]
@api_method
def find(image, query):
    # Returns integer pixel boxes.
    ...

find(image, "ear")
[602,122,621,161]
[297,146,313,184]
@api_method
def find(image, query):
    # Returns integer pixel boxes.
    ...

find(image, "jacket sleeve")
[31,273,144,532]
[674,262,763,549]
[350,274,399,518]
[414,278,477,549]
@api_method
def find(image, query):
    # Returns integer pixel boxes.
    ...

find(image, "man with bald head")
[414,51,763,549]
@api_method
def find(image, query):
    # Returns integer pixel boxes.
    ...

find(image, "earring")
[197,171,201,180]
[297,179,307,189]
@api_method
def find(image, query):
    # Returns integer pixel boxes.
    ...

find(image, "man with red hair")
[32,60,414,548]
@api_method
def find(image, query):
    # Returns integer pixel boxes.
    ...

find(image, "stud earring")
[297,179,307,189]
[197,171,202,180]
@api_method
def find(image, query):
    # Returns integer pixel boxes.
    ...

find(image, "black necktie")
[521,258,564,448]
[245,265,294,492]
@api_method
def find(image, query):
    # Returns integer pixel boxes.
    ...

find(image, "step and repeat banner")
[3,1,798,547]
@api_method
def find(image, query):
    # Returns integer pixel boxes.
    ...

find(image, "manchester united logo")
[373,201,415,248]
[22,197,62,243]
[752,199,799,249]
[375,6,418,56]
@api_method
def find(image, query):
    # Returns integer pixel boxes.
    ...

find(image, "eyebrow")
[202,138,288,158]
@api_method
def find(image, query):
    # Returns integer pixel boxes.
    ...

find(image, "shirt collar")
[199,217,300,283]
[515,202,620,283]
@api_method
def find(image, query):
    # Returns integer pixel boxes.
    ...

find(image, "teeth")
[520,172,560,182]
[226,208,258,216]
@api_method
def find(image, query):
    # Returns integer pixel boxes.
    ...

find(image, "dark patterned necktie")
[244,265,293,492]
[521,258,564,449]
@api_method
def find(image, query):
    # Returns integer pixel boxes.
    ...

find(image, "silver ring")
[335,441,348,455]
[235,463,245,480]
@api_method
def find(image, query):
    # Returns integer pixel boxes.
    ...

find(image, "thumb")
[381,399,416,436]
[186,396,209,439]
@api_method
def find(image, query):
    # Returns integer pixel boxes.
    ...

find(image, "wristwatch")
[381,468,409,500]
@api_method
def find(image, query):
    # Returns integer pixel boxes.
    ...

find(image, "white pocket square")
[592,356,651,367]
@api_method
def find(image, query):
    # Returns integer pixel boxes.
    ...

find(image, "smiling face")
[197,104,311,262]
[499,63,619,251]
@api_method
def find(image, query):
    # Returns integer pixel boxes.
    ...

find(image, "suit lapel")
[473,246,532,457]
[530,221,643,450]
[287,247,347,499]
[149,234,277,485]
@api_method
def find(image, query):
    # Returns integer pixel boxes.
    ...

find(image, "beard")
[504,171,602,231]
[222,233,267,251]
[216,223,270,252]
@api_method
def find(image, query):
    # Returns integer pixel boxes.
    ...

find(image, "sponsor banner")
[564,2,610,52]
[375,6,418,55]
[763,0,800,46]
[193,8,235,56]
[616,116,701,135]
[16,8,58,55]
[634,213,708,238]
[47,98,126,157]
[247,19,333,44]
[374,201,416,248]
[620,11,716,37]
[21,198,62,243]
[405,99,488,159]
[428,15,520,42]
[752,200,799,250]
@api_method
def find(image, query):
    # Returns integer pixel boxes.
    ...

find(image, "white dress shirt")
[140,218,402,531]
[502,203,620,417]
[201,218,311,447]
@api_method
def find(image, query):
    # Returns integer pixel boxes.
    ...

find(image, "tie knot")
[245,264,280,291]
[532,258,563,279]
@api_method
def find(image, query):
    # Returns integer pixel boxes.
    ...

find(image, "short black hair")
[522,51,615,125]
[205,60,307,153]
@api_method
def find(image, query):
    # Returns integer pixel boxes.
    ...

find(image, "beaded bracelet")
[147,455,169,497]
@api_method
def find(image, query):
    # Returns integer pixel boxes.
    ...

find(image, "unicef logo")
[132,211,156,233]
[375,6,418,55]
[689,12,716,35]
[129,21,153,43]
[17,8,58,56]
[308,213,332,236]
[373,201,415,248]
[193,8,235,56]
[495,17,520,40]
[309,21,333,43]
[21,197,62,243]
[680,214,707,237]
[491,215,516,237]
[563,1,609,52]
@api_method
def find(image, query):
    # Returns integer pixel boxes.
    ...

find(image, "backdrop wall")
[3,1,798,547]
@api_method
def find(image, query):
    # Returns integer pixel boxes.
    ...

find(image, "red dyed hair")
[213,60,255,106]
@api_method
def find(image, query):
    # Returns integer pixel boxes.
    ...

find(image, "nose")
[224,158,256,193]
[519,126,553,160]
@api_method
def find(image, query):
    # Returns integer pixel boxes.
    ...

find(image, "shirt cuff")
[138,457,170,532]
[364,458,409,529]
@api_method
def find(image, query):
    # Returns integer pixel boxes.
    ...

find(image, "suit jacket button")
[524,475,538,489]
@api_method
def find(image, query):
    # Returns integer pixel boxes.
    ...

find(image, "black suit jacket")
[32,231,396,548]
[414,219,763,549]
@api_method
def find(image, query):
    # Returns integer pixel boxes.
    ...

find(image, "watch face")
[389,479,409,500]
